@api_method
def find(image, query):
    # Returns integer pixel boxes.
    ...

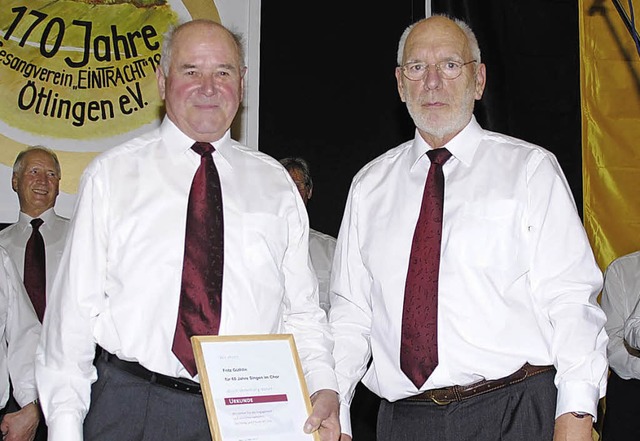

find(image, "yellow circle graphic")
[0,0,220,199]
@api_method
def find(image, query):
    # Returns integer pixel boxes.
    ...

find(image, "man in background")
[0,146,69,322]
[600,250,640,440]
[280,157,336,315]
[0,145,67,440]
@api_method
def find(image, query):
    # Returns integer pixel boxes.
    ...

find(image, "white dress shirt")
[0,208,69,300]
[600,250,640,379]
[36,117,337,441]
[309,228,337,315]
[0,246,41,409]
[330,117,608,435]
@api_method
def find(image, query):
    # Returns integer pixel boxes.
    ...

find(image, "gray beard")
[405,90,476,144]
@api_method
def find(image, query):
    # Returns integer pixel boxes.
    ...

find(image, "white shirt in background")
[309,228,337,315]
[0,246,41,408]
[0,208,69,299]
[600,250,640,379]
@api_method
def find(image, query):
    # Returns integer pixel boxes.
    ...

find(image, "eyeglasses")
[399,60,477,81]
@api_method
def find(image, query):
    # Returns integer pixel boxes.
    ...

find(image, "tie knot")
[192,142,215,157]
[31,218,44,229]
[426,148,452,166]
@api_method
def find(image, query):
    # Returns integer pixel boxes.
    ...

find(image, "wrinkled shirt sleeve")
[35,165,104,441]
[526,154,608,419]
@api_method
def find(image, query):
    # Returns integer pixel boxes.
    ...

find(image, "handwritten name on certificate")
[192,334,318,441]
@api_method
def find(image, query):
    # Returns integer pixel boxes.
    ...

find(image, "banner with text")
[0,0,257,221]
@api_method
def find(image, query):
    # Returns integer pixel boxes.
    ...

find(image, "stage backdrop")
[0,0,261,221]
[580,0,640,271]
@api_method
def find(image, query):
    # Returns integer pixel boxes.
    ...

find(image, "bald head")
[395,15,486,147]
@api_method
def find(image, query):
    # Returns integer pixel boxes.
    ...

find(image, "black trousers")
[601,370,640,441]
[84,356,211,441]
[377,369,557,441]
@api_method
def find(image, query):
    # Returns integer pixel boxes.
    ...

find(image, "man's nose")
[199,75,217,95]
[423,65,442,90]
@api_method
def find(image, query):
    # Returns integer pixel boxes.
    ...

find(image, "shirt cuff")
[305,369,339,397]
[48,413,84,441]
[339,402,352,437]
[555,381,600,422]
[12,391,38,408]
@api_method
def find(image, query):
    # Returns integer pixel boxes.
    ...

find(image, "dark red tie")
[24,217,46,322]
[172,142,224,376]
[400,148,452,389]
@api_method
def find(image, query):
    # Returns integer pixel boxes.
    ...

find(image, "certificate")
[192,334,319,441]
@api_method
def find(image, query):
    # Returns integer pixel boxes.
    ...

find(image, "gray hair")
[397,15,482,65]
[13,145,61,178]
[279,157,313,191]
[160,19,246,76]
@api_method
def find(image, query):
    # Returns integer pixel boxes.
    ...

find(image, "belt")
[102,351,202,395]
[406,363,554,405]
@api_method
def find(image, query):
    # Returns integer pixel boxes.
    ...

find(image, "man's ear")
[395,67,407,103]
[474,63,487,100]
[240,66,247,100]
[156,67,166,100]
[11,173,18,193]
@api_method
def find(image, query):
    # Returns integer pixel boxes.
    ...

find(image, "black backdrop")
[259,0,581,239]
[259,1,425,238]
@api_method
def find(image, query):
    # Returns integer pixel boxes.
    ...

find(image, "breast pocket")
[451,200,522,270]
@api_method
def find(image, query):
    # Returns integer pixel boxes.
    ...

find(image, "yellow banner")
[579,0,640,270]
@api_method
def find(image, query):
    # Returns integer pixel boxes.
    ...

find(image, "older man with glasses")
[330,14,607,441]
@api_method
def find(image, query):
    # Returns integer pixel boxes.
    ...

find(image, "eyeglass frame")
[398,60,478,81]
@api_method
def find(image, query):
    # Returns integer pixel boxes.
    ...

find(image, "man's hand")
[303,389,340,441]
[0,401,40,441]
[339,435,353,441]
[553,412,593,441]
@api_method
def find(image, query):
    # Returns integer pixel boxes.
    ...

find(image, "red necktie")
[172,142,224,376]
[24,217,46,322]
[400,148,452,389]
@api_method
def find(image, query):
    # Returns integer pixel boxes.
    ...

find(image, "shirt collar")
[18,207,55,227]
[159,117,234,169]
[409,115,484,170]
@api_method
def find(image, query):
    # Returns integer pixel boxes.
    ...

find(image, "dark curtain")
[259,1,425,238]
[432,0,583,215]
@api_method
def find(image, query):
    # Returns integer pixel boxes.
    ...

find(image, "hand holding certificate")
[192,334,321,441]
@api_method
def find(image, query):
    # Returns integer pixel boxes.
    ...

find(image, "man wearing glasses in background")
[329,15,608,441]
